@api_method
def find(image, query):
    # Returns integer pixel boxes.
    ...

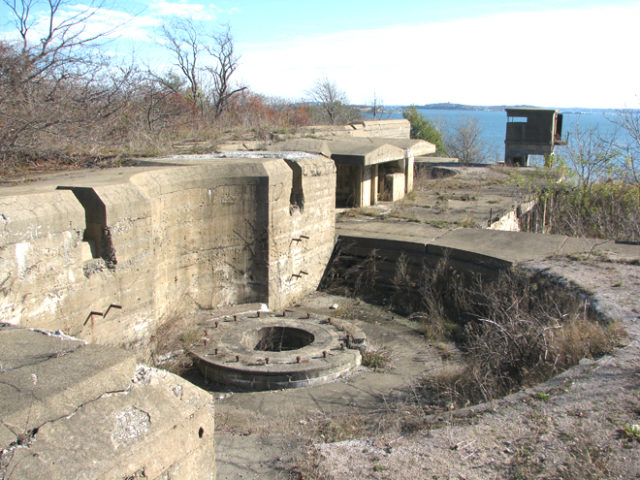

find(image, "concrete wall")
[267,156,336,307]
[0,155,335,354]
[385,172,406,202]
[321,234,511,315]
[298,119,410,140]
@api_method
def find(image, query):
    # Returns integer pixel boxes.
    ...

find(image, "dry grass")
[148,312,201,374]
[412,265,622,408]
[521,181,640,243]
[325,247,622,409]
[361,347,392,371]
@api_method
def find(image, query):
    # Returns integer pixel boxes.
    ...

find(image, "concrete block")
[0,327,215,480]
[0,328,136,447]
[385,172,406,202]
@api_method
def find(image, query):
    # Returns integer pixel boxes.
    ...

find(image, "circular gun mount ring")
[189,311,366,390]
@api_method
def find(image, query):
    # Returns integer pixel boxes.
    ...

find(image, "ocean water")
[382,107,627,165]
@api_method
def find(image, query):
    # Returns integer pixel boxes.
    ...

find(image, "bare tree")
[612,108,640,183]
[160,20,203,111]
[560,122,620,188]
[3,0,112,79]
[307,77,359,125]
[205,26,246,119]
[444,116,488,164]
[158,21,245,119]
[0,0,127,166]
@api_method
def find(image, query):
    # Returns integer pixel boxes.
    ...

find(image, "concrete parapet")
[321,228,594,312]
[0,154,335,354]
[0,190,86,245]
[325,226,633,307]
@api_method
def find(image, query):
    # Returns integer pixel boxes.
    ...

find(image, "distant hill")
[416,103,626,114]
[419,103,506,112]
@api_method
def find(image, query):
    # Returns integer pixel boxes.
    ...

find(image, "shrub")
[402,106,447,154]
[361,347,391,371]
[416,265,621,407]
[522,181,640,242]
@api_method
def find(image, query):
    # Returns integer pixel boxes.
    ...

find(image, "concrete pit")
[189,311,366,390]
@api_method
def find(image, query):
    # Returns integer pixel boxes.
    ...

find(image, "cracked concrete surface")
[0,326,135,447]
[0,325,215,480]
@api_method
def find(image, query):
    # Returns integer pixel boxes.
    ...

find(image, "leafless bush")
[518,119,640,242]
[521,182,640,242]
[322,239,619,408]
[416,267,620,408]
[0,1,315,175]
[613,107,640,183]
[444,116,489,164]
[561,122,620,189]
[0,0,139,171]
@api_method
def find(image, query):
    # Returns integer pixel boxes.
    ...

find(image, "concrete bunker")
[267,137,435,208]
[189,311,365,390]
[504,107,566,166]
[2,120,629,479]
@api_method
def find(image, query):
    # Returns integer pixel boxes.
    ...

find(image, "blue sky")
[1,0,639,108]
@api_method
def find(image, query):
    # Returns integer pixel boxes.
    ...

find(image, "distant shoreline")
[356,103,632,115]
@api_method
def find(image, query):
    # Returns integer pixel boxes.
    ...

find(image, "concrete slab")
[265,138,332,158]
[267,137,433,164]
[0,327,136,448]
[0,153,316,197]
[365,138,436,157]
[429,228,570,264]
[337,223,640,268]
[295,119,410,140]
[327,139,406,166]
[415,156,459,164]
[0,325,84,371]
[0,326,215,479]
[337,220,447,245]
[6,367,214,480]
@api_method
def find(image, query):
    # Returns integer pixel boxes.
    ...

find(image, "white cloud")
[0,1,228,52]
[151,1,217,21]
[236,5,640,108]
